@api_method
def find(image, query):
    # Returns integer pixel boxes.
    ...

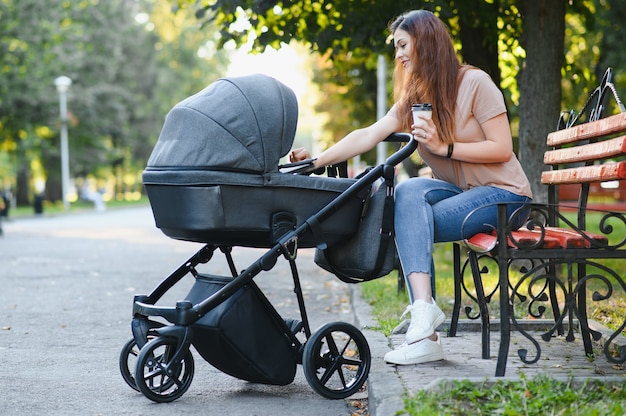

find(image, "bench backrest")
[542,113,626,185]
[542,68,626,228]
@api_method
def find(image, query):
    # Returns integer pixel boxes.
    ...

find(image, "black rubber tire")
[302,322,371,399]
[134,336,194,403]
[119,337,142,392]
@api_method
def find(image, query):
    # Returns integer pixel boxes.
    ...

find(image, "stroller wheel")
[119,337,143,392]
[134,336,195,403]
[302,322,371,399]
[119,334,158,392]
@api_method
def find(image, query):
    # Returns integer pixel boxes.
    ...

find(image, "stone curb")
[351,285,405,416]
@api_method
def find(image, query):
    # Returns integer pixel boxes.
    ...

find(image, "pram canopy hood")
[147,74,298,173]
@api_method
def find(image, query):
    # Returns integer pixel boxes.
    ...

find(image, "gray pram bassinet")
[143,74,364,247]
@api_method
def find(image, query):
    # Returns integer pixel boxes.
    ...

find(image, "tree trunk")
[457,1,500,86]
[42,144,62,203]
[517,0,566,203]
[16,160,31,207]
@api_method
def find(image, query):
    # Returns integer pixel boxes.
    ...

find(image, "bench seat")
[466,226,608,251]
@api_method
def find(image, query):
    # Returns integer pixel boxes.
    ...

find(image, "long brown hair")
[389,10,467,145]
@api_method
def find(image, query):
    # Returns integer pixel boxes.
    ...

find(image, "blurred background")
[1,0,625,215]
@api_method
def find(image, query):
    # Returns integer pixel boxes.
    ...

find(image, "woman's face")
[393,28,413,72]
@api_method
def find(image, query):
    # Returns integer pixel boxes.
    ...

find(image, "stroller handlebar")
[278,132,416,176]
[384,132,413,143]
[384,132,417,167]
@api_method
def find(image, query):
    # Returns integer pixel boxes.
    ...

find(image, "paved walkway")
[353,288,626,415]
[0,208,361,416]
[2,207,624,416]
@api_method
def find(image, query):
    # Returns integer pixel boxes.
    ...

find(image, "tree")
[0,0,229,206]
[0,0,161,204]
[517,0,566,203]
[0,0,63,204]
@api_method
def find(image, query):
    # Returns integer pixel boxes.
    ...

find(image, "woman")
[290,10,532,365]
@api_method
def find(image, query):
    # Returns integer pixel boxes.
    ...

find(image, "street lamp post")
[54,75,72,210]
[376,54,387,166]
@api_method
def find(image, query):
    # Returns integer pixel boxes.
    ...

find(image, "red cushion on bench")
[465,232,498,252]
[466,226,608,252]
[509,229,563,249]
[465,230,561,250]
[542,226,607,248]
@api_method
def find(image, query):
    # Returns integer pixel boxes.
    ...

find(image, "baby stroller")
[119,74,416,402]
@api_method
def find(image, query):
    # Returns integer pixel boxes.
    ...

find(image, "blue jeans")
[394,177,531,302]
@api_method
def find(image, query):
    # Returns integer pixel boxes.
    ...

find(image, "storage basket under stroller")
[185,274,296,385]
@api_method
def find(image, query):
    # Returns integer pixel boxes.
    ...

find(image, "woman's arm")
[452,113,513,163]
[290,115,401,168]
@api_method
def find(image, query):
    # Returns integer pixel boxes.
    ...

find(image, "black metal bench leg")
[449,243,462,337]
[495,204,510,376]
[496,261,512,377]
[577,268,594,356]
[468,250,490,359]
[547,262,564,336]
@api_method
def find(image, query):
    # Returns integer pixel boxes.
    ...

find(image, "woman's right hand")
[289,147,311,162]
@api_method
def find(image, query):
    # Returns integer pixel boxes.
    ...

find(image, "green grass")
[6,196,150,218]
[403,375,626,415]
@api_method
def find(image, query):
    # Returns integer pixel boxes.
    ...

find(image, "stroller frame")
[120,133,415,402]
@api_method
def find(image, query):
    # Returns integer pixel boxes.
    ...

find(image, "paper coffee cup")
[412,103,433,125]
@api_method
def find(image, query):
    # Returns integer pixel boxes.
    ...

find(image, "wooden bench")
[449,68,626,376]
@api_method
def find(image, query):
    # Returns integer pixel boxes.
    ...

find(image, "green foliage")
[179,0,626,150]
[0,0,229,204]
[188,0,422,59]
[560,1,626,117]
[310,51,381,155]
[404,375,626,415]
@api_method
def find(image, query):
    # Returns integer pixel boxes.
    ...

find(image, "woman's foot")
[384,332,444,365]
[404,298,445,344]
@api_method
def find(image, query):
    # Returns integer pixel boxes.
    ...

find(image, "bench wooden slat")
[510,230,563,249]
[530,227,608,248]
[527,227,585,248]
[465,232,498,252]
[466,230,561,250]
[543,136,626,165]
[547,112,626,146]
[541,161,626,184]
[466,226,608,251]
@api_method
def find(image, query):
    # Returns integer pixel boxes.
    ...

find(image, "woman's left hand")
[289,147,311,162]
[412,119,447,157]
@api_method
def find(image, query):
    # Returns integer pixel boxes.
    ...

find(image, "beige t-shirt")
[389,68,532,198]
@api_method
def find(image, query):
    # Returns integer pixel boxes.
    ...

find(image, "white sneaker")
[384,333,444,365]
[391,319,409,335]
[404,299,445,344]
